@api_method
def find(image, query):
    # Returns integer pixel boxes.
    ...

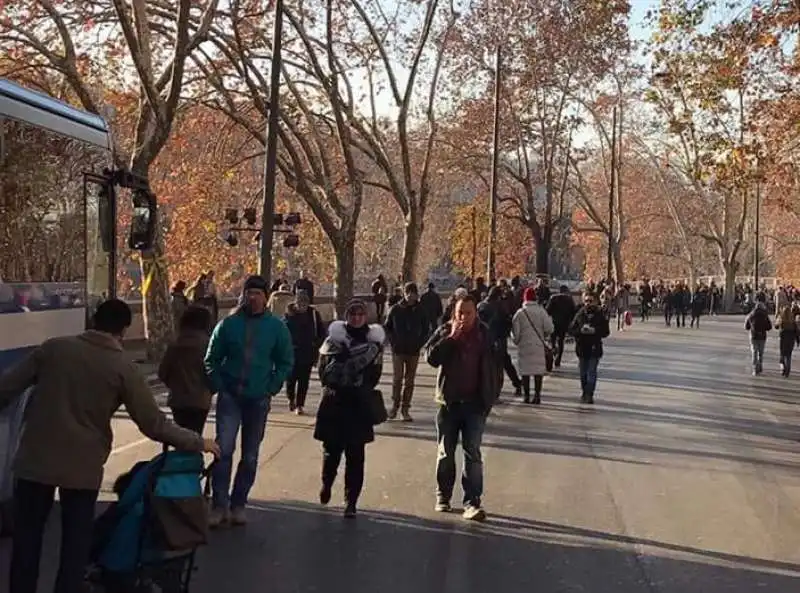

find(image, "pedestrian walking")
[283,291,325,414]
[314,300,385,518]
[546,285,577,368]
[744,293,772,376]
[170,280,189,330]
[425,294,498,522]
[478,286,519,399]
[385,283,429,421]
[419,282,444,336]
[614,285,631,331]
[267,283,294,317]
[0,299,219,593]
[690,287,706,328]
[159,305,214,433]
[293,271,316,304]
[205,275,294,527]
[776,305,799,377]
[371,274,388,322]
[511,288,554,404]
[569,292,611,404]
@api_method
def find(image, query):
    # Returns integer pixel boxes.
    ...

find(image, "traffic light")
[225,231,239,247]
[285,212,301,226]
[273,213,284,226]
[225,208,239,224]
[243,207,257,225]
[283,233,299,248]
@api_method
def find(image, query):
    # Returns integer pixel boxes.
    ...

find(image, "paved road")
[2,316,800,592]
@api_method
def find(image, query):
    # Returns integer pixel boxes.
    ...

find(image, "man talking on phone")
[424,294,498,522]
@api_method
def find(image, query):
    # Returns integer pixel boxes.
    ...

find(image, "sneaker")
[208,508,229,529]
[320,484,332,505]
[401,409,413,422]
[462,505,486,522]
[434,500,452,513]
[295,407,304,416]
[388,406,399,420]
[288,402,296,412]
[230,507,247,526]
[343,503,357,519]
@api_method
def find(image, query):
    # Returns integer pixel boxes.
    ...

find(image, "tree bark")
[400,205,423,282]
[534,233,550,275]
[139,226,173,362]
[722,259,737,312]
[612,240,625,285]
[333,226,357,318]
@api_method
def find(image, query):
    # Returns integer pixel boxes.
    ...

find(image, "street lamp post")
[606,106,618,282]
[258,0,284,288]
[754,155,761,290]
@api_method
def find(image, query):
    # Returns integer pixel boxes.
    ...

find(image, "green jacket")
[205,308,294,399]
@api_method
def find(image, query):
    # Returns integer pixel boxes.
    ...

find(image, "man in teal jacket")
[205,275,293,527]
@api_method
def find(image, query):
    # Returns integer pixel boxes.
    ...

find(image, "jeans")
[750,339,766,373]
[286,363,314,408]
[578,357,600,398]
[212,391,270,510]
[435,401,486,507]
[321,442,366,505]
[170,405,209,434]
[10,479,98,593]
[391,354,420,410]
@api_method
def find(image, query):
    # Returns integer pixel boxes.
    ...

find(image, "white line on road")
[109,437,150,455]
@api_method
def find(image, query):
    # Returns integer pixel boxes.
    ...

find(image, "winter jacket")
[283,304,325,367]
[313,322,384,446]
[385,300,430,355]
[546,293,577,333]
[569,305,611,359]
[419,289,444,328]
[424,321,499,413]
[204,308,294,399]
[159,329,213,410]
[745,305,772,341]
[511,302,555,376]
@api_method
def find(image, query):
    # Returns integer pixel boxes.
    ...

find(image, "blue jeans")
[435,401,486,507]
[578,357,600,397]
[750,339,766,373]
[212,392,270,510]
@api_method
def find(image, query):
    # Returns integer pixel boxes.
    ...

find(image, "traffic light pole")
[259,0,284,287]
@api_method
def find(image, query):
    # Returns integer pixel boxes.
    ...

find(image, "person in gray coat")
[511,287,554,404]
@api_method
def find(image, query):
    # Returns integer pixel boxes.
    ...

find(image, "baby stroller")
[86,448,213,593]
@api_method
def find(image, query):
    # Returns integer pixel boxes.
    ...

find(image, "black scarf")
[345,323,370,343]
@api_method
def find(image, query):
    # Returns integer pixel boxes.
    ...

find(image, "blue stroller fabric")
[93,450,207,574]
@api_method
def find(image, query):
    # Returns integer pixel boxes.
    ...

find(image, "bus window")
[85,176,115,317]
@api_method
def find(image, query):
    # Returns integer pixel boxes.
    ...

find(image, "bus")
[0,78,156,534]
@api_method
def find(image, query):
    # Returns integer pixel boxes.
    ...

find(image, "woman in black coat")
[314,299,385,518]
[283,292,325,414]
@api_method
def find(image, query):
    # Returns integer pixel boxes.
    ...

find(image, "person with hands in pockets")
[205,275,294,528]
[569,291,611,404]
[425,293,499,522]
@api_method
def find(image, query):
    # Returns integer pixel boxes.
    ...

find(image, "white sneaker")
[462,505,486,522]
[230,507,248,526]
[208,508,229,528]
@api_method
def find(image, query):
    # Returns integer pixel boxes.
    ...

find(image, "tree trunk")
[722,259,737,313]
[611,240,624,285]
[534,232,550,275]
[333,228,357,319]
[400,206,423,282]
[140,222,173,362]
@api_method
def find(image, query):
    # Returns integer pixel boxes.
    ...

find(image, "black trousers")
[521,375,543,399]
[170,406,209,434]
[676,309,687,327]
[322,442,365,505]
[550,331,566,366]
[10,478,98,593]
[287,363,314,408]
[502,352,521,389]
[664,307,673,326]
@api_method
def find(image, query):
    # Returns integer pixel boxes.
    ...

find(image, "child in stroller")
[86,449,213,593]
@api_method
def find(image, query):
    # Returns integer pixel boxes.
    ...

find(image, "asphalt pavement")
[2,315,799,592]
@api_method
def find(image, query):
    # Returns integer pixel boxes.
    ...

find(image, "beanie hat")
[345,298,368,315]
[523,287,536,302]
[243,275,269,295]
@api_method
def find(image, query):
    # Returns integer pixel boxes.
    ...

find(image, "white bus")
[0,78,156,534]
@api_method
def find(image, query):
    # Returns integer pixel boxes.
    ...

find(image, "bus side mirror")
[129,189,157,251]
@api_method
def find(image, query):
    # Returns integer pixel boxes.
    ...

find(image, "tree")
[645,0,782,308]
[447,0,630,277]
[1,0,221,358]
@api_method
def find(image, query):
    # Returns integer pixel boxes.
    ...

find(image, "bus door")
[83,173,116,324]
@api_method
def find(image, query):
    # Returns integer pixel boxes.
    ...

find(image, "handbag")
[366,389,388,425]
[522,309,554,372]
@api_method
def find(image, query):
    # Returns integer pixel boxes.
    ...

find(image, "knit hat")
[523,287,536,302]
[243,275,269,295]
[345,298,368,315]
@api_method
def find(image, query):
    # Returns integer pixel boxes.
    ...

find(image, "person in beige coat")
[0,299,220,593]
[511,287,554,404]
[268,283,294,317]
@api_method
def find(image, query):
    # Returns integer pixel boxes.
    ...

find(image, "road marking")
[109,437,150,455]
